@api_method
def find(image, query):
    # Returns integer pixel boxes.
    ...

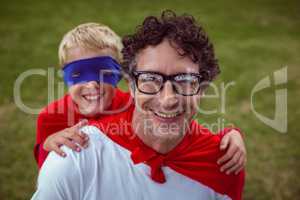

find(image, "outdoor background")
[0,0,299,199]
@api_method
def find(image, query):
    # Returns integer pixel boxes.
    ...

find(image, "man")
[31,10,245,200]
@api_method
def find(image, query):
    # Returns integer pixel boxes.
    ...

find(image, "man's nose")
[159,81,179,109]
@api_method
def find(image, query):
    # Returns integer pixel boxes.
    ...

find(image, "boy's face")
[66,47,116,117]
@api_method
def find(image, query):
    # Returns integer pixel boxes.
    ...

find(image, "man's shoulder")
[89,103,134,131]
[35,126,105,200]
[179,121,223,166]
[80,125,107,143]
[41,125,105,174]
[188,120,221,148]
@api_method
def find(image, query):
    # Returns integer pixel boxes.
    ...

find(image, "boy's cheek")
[68,83,116,116]
[100,84,115,109]
[68,85,83,103]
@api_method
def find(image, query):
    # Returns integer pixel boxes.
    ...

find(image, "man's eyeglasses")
[131,70,206,96]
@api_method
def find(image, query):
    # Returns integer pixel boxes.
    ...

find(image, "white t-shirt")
[31,126,231,200]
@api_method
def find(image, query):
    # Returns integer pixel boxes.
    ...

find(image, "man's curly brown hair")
[121,10,220,82]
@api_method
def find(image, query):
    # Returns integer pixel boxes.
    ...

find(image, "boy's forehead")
[65,47,117,65]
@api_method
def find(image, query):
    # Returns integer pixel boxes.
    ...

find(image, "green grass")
[0,0,299,199]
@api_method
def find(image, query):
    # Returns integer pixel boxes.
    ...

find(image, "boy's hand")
[43,119,89,157]
[217,129,246,175]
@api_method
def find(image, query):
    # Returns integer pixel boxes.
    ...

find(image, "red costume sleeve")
[34,94,82,168]
[34,89,131,169]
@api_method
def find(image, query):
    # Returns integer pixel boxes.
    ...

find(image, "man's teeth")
[154,111,182,118]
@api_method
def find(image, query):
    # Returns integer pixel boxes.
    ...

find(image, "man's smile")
[149,108,185,123]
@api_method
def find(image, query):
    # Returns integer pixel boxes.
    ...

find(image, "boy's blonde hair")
[58,22,123,66]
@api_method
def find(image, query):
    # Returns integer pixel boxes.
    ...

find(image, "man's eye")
[175,75,198,83]
[139,74,161,82]
[141,76,155,81]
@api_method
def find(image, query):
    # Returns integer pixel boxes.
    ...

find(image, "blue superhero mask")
[63,56,122,87]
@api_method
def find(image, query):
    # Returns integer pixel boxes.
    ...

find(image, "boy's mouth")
[82,93,103,102]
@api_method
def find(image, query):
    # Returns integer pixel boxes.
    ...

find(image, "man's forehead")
[135,40,198,73]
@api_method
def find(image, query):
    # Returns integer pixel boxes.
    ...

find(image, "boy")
[34,23,131,168]
[34,22,246,175]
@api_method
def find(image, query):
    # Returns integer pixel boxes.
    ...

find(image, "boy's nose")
[85,81,99,88]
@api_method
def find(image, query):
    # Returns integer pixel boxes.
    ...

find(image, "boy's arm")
[34,112,59,168]
[217,128,246,175]
[42,120,89,156]
[34,112,48,165]
[34,111,88,169]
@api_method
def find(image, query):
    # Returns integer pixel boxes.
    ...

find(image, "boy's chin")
[79,107,104,117]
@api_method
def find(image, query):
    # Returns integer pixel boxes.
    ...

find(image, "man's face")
[67,47,115,117]
[130,39,201,140]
